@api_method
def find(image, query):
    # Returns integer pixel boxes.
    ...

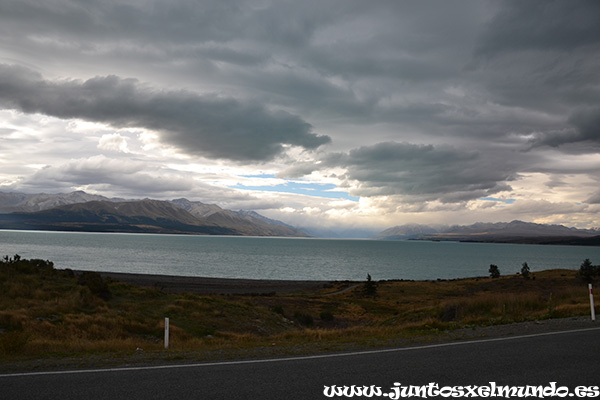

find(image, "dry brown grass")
[0,257,596,361]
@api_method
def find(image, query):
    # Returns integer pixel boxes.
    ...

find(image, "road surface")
[2,327,599,400]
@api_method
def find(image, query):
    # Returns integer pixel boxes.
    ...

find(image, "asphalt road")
[2,327,599,400]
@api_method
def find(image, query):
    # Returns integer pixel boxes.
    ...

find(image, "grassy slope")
[0,257,595,365]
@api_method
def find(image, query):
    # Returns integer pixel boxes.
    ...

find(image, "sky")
[1,0,600,235]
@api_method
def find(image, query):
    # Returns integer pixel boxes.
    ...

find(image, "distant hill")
[440,220,597,238]
[0,191,308,237]
[0,200,235,235]
[170,198,307,237]
[377,220,600,246]
[376,224,442,240]
[0,190,115,213]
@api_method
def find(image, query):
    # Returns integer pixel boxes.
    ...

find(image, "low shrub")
[489,264,500,278]
[271,305,285,315]
[77,272,111,301]
[319,311,335,321]
[294,312,314,326]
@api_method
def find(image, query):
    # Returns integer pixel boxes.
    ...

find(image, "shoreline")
[93,271,333,294]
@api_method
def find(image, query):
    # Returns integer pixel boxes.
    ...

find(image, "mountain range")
[377,220,600,246]
[2,190,600,244]
[0,191,307,237]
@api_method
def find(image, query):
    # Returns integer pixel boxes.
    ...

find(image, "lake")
[1,230,599,281]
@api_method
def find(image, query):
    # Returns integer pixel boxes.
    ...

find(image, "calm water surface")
[2,230,599,281]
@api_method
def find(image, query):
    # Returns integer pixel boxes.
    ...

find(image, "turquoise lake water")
[2,230,599,281]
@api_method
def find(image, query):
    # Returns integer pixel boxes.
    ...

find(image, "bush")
[271,305,285,315]
[78,271,111,301]
[579,259,598,282]
[293,312,314,326]
[489,264,500,279]
[0,331,29,355]
[319,311,334,322]
[521,262,530,280]
[2,255,55,275]
[363,273,378,296]
[440,305,459,322]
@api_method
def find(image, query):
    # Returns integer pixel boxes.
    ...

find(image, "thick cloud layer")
[1,0,600,230]
[335,142,516,203]
[0,64,330,161]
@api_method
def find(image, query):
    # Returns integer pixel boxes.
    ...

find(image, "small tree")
[363,273,378,296]
[489,264,500,279]
[579,259,595,282]
[521,262,530,279]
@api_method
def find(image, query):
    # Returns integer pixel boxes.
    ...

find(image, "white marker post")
[589,285,596,321]
[164,317,170,349]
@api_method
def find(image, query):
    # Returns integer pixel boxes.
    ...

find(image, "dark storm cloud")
[472,0,600,114]
[0,0,246,44]
[526,108,600,149]
[0,0,333,68]
[0,0,482,124]
[0,64,330,161]
[566,108,600,146]
[1,0,600,220]
[310,142,517,203]
[475,0,600,56]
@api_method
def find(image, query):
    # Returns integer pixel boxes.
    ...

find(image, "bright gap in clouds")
[480,197,516,205]
[233,174,359,202]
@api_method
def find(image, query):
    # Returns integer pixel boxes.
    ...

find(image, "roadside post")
[589,284,596,322]
[165,317,170,348]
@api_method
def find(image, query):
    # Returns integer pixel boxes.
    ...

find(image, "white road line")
[2,326,599,378]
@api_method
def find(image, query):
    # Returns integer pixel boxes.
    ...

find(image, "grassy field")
[0,255,596,364]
